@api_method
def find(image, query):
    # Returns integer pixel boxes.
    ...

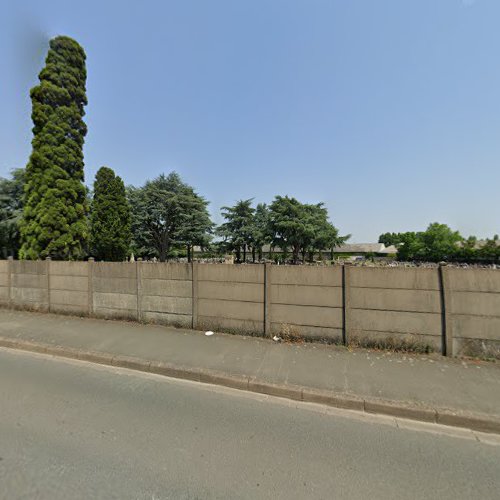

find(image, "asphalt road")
[0,348,499,500]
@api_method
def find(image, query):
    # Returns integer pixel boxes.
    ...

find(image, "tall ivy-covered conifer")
[90,167,131,261]
[20,36,88,260]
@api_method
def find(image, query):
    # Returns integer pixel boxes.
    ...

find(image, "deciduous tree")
[396,224,462,262]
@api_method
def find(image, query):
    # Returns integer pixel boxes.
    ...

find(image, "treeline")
[379,223,500,263]
[0,166,347,263]
[217,197,347,264]
[127,173,347,264]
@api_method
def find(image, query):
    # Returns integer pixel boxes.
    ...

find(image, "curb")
[1,336,499,435]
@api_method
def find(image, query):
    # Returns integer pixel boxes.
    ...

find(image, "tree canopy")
[384,224,463,262]
[378,232,412,247]
[249,203,272,262]
[128,172,212,262]
[267,196,346,264]
[379,224,499,263]
[0,168,25,259]
[217,199,255,263]
[89,167,131,261]
[417,223,462,261]
[20,36,89,260]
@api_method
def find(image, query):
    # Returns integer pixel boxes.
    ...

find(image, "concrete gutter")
[1,335,499,435]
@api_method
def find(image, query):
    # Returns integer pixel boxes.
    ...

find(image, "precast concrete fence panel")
[1,259,498,358]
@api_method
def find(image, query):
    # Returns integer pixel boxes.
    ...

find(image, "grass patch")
[277,324,305,344]
[348,335,434,354]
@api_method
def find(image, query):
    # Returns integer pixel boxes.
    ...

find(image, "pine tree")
[90,167,131,261]
[20,36,89,260]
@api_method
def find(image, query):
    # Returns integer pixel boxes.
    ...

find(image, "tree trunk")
[243,245,247,263]
[187,245,191,263]
[158,231,169,262]
[236,247,241,263]
[252,247,256,263]
[161,238,170,263]
[159,247,166,262]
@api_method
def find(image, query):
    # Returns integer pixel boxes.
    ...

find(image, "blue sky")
[1,0,499,242]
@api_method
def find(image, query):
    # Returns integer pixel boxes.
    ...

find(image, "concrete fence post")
[88,257,94,316]
[192,261,198,330]
[46,257,51,312]
[264,263,272,337]
[7,256,13,308]
[136,258,143,322]
[438,265,454,357]
[342,264,351,346]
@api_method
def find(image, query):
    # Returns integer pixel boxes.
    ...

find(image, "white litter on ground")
[272,335,281,342]
[205,331,215,336]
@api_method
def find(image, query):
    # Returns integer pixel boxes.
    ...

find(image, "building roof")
[332,243,387,254]
[378,245,398,254]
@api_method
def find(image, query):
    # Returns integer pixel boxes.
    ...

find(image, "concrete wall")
[93,261,138,320]
[196,264,264,334]
[0,259,499,358]
[270,266,343,341]
[0,260,8,306]
[140,263,192,328]
[49,261,89,316]
[446,268,500,359]
[10,260,49,311]
[348,267,443,351]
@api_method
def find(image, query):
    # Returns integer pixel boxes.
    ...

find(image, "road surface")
[0,348,499,499]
